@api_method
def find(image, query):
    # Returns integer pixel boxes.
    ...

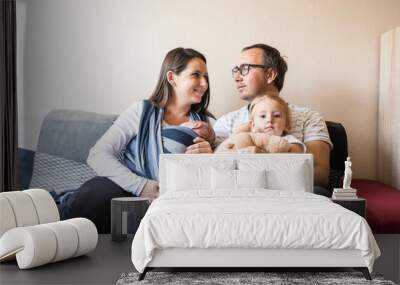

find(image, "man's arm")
[305,140,330,187]
[295,106,332,187]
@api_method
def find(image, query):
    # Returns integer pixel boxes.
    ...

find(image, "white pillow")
[211,168,236,190]
[167,162,210,191]
[266,161,308,191]
[236,169,267,189]
[163,157,236,193]
[238,157,311,192]
[211,168,267,191]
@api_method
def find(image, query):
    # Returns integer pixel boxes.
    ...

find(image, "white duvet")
[131,190,380,273]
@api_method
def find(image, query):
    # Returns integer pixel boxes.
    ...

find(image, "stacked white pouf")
[0,189,98,269]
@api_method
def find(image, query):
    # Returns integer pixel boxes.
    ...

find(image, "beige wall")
[16,0,400,179]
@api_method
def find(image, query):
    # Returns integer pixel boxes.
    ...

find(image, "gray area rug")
[116,271,396,285]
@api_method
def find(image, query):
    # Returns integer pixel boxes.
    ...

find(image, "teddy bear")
[215,122,291,154]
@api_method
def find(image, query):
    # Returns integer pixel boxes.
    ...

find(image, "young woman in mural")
[56,47,215,233]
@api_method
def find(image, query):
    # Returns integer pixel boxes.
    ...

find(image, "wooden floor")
[0,235,134,285]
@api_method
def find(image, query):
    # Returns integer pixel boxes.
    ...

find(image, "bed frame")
[139,248,371,280]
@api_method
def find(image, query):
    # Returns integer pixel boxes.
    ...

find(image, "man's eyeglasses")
[232,64,266,77]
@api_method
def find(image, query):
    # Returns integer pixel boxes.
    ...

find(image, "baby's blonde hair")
[249,94,291,132]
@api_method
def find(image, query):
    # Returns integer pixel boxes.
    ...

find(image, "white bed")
[131,154,380,280]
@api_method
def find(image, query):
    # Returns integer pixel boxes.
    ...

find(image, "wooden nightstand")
[331,198,366,218]
[111,197,150,242]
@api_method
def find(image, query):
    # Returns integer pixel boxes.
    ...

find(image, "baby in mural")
[215,94,306,153]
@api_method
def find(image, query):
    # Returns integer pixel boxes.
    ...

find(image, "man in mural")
[213,43,333,196]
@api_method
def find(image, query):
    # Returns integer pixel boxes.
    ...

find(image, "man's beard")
[238,92,257,102]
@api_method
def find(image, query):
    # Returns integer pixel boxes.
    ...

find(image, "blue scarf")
[124,100,207,183]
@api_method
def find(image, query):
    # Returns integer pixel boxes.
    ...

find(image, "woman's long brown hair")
[148,47,214,119]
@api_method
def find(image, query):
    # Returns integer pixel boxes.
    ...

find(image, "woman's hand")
[140,180,159,201]
[185,137,213,154]
[181,121,215,145]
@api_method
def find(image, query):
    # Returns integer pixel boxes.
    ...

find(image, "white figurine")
[343,157,353,189]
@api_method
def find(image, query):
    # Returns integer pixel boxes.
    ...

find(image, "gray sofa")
[18,109,348,193]
[18,109,117,192]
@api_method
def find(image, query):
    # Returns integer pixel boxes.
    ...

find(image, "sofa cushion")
[36,109,117,164]
[354,179,400,234]
[30,152,96,194]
